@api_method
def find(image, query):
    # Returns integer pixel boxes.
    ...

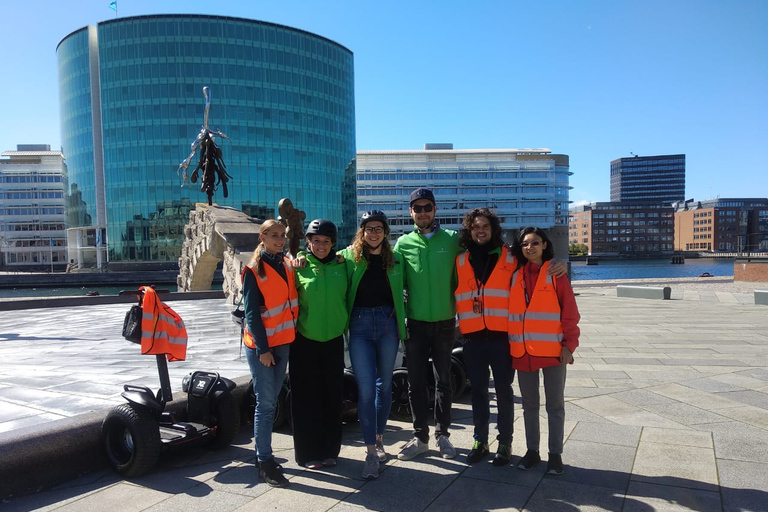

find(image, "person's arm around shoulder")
[547,259,568,278]
[555,273,580,364]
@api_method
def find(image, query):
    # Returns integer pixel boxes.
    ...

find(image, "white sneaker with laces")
[436,435,456,459]
[375,439,388,462]
[397,437,429,461]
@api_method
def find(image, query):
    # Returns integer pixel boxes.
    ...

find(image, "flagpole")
[50,238,54,273]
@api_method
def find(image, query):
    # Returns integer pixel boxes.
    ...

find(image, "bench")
[616,285,671,300]
[755,290,768,306]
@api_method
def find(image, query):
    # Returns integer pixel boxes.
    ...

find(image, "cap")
[409,188,435,205]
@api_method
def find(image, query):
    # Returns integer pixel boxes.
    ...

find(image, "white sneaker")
[436,435,456,459]
[362,451,380,479]
[375,439,388,462]
[397,437,429,461]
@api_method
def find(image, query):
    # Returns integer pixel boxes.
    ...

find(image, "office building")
[0,145,67,270]
[569,202,675,255]
[673,198,768,252]
[58,14,356,266]
[610,154,685,205]
[356,144,571,257]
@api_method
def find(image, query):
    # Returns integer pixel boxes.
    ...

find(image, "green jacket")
[340,247,407,340]
[294,253,349,342]
[394,226,461,322]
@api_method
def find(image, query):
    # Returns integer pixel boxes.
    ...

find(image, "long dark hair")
[351,224,394,269]
[458,208,504,249]
[514,226,555,264]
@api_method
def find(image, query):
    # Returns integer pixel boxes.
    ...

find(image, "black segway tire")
[211,393,241,448]
[102,403,161,478]
[389,368,412,422]
[450,355,467,399]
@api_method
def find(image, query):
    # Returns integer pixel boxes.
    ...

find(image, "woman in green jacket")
[290,219,349,470]
[340,211,406,479]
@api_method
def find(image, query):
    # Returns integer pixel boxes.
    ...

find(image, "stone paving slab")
[2,283,768,511]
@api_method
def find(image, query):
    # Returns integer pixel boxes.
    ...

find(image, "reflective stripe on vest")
[454,246,515,334]
[241,258,298,349]
[508,260,563,358]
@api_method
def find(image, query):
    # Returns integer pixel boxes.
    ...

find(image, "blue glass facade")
[58,15,356,263]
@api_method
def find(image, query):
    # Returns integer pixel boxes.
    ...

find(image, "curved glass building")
[57,15,356,266]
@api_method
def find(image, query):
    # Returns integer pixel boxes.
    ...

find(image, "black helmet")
[360,210,388,228]
[305,218,337,243]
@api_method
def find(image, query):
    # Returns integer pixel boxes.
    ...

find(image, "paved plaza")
[1,280,767,511]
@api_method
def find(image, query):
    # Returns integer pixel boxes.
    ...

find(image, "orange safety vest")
[508,261,564,358]
[140,286,188,362]
[241,258,299,349]
[454,246,516,334]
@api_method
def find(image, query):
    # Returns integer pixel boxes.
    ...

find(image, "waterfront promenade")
[1,279,767,511]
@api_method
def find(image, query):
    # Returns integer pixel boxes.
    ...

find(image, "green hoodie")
[294,253,349,342]
[394,226,461,322]
[340,247,407,340]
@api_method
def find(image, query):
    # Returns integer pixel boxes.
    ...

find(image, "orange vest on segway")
[455,246,516,334]
[241,259,298,349]
[140,286,188,362]
[508,260,564,358]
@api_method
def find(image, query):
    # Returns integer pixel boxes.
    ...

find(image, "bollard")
[616,285,671,300]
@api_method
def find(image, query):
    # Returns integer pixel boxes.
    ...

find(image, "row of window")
[0,176,63,183]
[0,191,64,200]
[0,207,65,216]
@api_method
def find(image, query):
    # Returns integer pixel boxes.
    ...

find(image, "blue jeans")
[245,343,290,463]
[348,306,400,446]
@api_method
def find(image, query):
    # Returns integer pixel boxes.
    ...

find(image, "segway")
[101,288,240,478]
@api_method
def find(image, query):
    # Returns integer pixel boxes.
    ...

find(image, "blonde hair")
[249,219,284,277]
[351,225,394,270]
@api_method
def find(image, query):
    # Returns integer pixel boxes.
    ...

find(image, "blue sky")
[4,0,767,205]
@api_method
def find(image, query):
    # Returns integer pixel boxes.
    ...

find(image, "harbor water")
[570,258,734,281]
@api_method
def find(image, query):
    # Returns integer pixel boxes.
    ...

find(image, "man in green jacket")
[394,188,461,460]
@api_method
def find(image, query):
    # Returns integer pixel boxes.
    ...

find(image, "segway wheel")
[211,393,241,448]
[389,368,412,422]
[102,403,161,478]
[450,355,467,399]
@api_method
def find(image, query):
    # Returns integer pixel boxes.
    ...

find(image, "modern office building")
[569,201,675,255]
[610,154,685,205]
[673,198,768,253]
[356,144,572,257]
[57,14,356,267]
[0,145,67,270]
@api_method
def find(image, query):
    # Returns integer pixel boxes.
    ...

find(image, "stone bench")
[616,285,671,300]
[755,290,768,306]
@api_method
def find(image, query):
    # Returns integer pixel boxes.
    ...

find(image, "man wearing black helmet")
[394,188,462,460]
[339,211,406,479]
[289,219,349,470]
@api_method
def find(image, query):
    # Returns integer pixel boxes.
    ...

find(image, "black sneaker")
[517,449,541,471]
[492,443,511,467]
[547,453,564,475]
[259,458,289,487]
[466,440,489,464]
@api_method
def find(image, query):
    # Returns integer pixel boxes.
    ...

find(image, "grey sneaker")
[436,435,457,459]
[375,439,388,462]
[397,437,429,461]
[362,451,380,479]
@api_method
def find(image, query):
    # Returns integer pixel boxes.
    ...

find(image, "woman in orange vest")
[510,227,580,476]
[241,219,299,488]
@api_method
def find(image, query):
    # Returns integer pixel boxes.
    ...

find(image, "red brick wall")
[734,260,768,282]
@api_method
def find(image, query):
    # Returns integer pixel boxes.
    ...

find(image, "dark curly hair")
[458,208,504,249]
[513,226,555,264]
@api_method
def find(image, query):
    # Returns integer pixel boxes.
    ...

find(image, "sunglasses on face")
[521,241,542,248]
[411,204,434,213]
[364,226,384,234]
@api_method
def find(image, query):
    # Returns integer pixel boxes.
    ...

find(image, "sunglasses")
[411,204,434,213]
[521,241,542,248]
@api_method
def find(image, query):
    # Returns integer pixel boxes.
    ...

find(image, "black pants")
[289,332,344,465]
[405,318,455,443]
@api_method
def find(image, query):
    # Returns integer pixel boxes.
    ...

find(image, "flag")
[50,237,54,247]
[109,1,117,12]
[96,230,102,246]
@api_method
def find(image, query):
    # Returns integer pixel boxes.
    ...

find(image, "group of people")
[240,187,580,487]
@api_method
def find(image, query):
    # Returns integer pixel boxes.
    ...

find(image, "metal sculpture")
[277,198,306,258]
[178,87,231,206]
